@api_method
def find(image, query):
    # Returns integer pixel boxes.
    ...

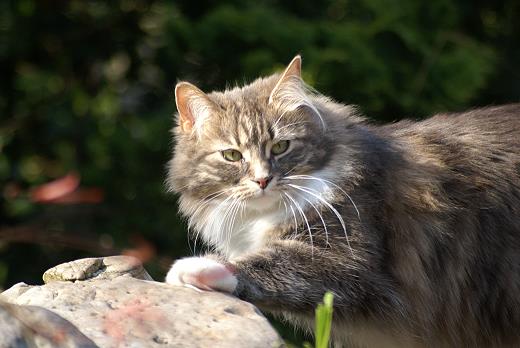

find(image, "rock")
[42,255,153,283]
[1,256,284,348]
[0,300,98,348]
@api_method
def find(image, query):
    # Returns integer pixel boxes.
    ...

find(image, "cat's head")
[168,56,361,215]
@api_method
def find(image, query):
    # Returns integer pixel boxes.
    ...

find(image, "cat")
[165,55,520,347]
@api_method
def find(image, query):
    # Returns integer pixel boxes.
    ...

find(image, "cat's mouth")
[246,188,281,211]
[252,189,268,197]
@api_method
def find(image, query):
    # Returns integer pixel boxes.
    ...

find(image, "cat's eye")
[221,149,243,162]
[271,140,290,155]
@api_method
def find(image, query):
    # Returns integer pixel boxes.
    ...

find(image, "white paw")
[165,257,237,293]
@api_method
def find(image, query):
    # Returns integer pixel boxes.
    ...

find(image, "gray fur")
[168,61,520,347]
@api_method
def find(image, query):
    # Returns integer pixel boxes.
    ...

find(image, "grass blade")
[315,292,334,348]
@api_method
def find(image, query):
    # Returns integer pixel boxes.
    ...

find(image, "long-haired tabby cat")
[165,55,520,347]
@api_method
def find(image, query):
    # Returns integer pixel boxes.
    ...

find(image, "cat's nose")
[253,176,273,189]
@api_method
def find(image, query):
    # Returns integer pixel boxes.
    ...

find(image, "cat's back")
[384,104,520,180]
[388,103,520,146]
[422,103,520,173]
[424,103,520,144]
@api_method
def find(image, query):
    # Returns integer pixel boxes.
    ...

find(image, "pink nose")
[253,176,272,189]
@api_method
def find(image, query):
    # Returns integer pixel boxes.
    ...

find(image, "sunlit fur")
[167,73,361,259]
[168,61,520,347]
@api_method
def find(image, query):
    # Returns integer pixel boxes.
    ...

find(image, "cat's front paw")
[165,257,237,293]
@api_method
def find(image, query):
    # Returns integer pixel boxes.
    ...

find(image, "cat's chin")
[246,192,281,211]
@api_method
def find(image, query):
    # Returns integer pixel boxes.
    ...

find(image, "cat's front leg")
[166,240,380,314]
[166,256,237,293]
[231,240,360,311]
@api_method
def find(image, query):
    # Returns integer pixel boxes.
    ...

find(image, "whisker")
[225,197,242,255]
[274,120,310,133]
[291,190,330,247]
[231,197,244,235]
[209,194,236,252]
[284,192,314,255]
[287,183,352,252]
[188,188,233,226]
[218,195,238,255]
[271,109,290,130]
[188,189,234,254]
[283,165,299,177]
[280,193,289,217]
[280,192,299,239]
[286,175,361,222]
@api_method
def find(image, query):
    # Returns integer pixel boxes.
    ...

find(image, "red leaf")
[30,173,80,202]
[30,172,104,204]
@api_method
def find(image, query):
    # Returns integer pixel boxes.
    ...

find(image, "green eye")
[271,140,290,155]
[221,149,243,162]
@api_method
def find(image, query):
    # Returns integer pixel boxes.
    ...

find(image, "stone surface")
[1,256,284,348]
[0,300,98,348]
[42,255,153,283]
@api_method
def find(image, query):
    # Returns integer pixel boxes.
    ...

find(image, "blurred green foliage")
[0,0,519,342]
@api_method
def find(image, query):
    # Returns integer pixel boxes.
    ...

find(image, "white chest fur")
[180,195,286,259]
[204,208,284,259]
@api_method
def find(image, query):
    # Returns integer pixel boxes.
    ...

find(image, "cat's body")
[166,56,520,347]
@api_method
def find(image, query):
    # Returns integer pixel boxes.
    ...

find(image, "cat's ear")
[269,55,302,104]
[268,55,325,129]
[175,82,217,133]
